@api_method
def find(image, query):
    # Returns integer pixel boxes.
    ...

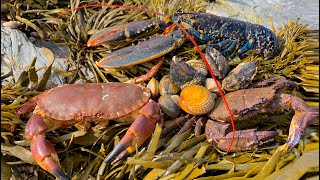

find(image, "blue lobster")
[87,11,281,68]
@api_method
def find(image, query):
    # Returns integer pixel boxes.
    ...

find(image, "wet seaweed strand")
[51,3,236,153]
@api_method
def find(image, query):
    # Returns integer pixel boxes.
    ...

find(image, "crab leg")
[25,114,71,180]
[104,100,162,163]
[96,30,186,69]
[16,94,43,118]
[126,60,163,84]
[273,93,319,151]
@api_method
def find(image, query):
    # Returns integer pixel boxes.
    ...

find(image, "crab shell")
[208,86,276,122]
[35,83,151,122]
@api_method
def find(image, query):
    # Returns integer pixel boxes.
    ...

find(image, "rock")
[1,26,70,88]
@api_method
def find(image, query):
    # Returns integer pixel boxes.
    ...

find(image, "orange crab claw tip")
[87,41,94,47]
[52,168,70,180]
[104,142,126,163]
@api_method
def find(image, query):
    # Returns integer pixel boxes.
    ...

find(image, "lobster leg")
[25,114,70,180]
[209,39,232,48]
[96,30,185,69]
[229,40,254,59]
[104,100,162,163]
[221,40,237,55]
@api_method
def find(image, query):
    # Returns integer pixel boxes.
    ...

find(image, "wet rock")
[1,26,69,88]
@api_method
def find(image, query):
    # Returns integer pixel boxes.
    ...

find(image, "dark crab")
[205,77,319,152]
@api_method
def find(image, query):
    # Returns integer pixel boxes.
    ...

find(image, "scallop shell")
[158,95,181,118]
[186,60,208,76]
[178,85,216,115]
[147,77,160,98]
[159,75,180,96]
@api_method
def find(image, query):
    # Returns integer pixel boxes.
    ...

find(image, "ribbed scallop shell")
[178,85,216,115]
[159,75,180,95]
[158,95,181,118]
[186,60,208,76]
[147,77,160,98]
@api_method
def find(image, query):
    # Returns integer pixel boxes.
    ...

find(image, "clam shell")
[205,78,222,94]
[159,75,180,96]
[147,77,160,98]
[186,60,208,76]
[158,95,181,118]
[222,61,258,92]
[178,85,216,115]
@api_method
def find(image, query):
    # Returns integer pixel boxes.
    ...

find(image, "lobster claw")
[96,30,186,69]
[87,20,167,47]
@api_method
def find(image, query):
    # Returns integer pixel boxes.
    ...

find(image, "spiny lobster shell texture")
[37,83,151,121]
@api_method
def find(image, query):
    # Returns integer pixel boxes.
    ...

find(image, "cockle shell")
[159,75,180,96]
[158,95,181,118]
[147,77,160,98]
[186,60,208,76]
[178,85,217,115]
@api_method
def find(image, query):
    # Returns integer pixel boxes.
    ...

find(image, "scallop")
[158,95,181,118]
[159,75,180,96]
[147,77,160,98]
[178,85,217,115]
[186,60,208,76]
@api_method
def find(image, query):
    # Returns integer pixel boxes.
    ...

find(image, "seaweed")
[1,0,319,179]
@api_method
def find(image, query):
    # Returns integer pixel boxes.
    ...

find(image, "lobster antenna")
[51,4,166,32]
[52,4,235,153]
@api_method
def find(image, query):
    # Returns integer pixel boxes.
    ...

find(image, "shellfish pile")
[148,47,259,118]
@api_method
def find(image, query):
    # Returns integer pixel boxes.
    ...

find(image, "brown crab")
[205,77,319,152]
[16,61,164,180]
[16,82,162,180]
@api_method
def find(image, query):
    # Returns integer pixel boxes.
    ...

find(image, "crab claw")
[104,100,162,163]
[96,30,185,69]
[25,114,70,180]
[285,100,319,151]
[205,120,279,152]
[87,20,167,47]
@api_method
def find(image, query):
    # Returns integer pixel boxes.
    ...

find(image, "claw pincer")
[87,19,168,47]
[97,30,185,68]
[17,83,162,179]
